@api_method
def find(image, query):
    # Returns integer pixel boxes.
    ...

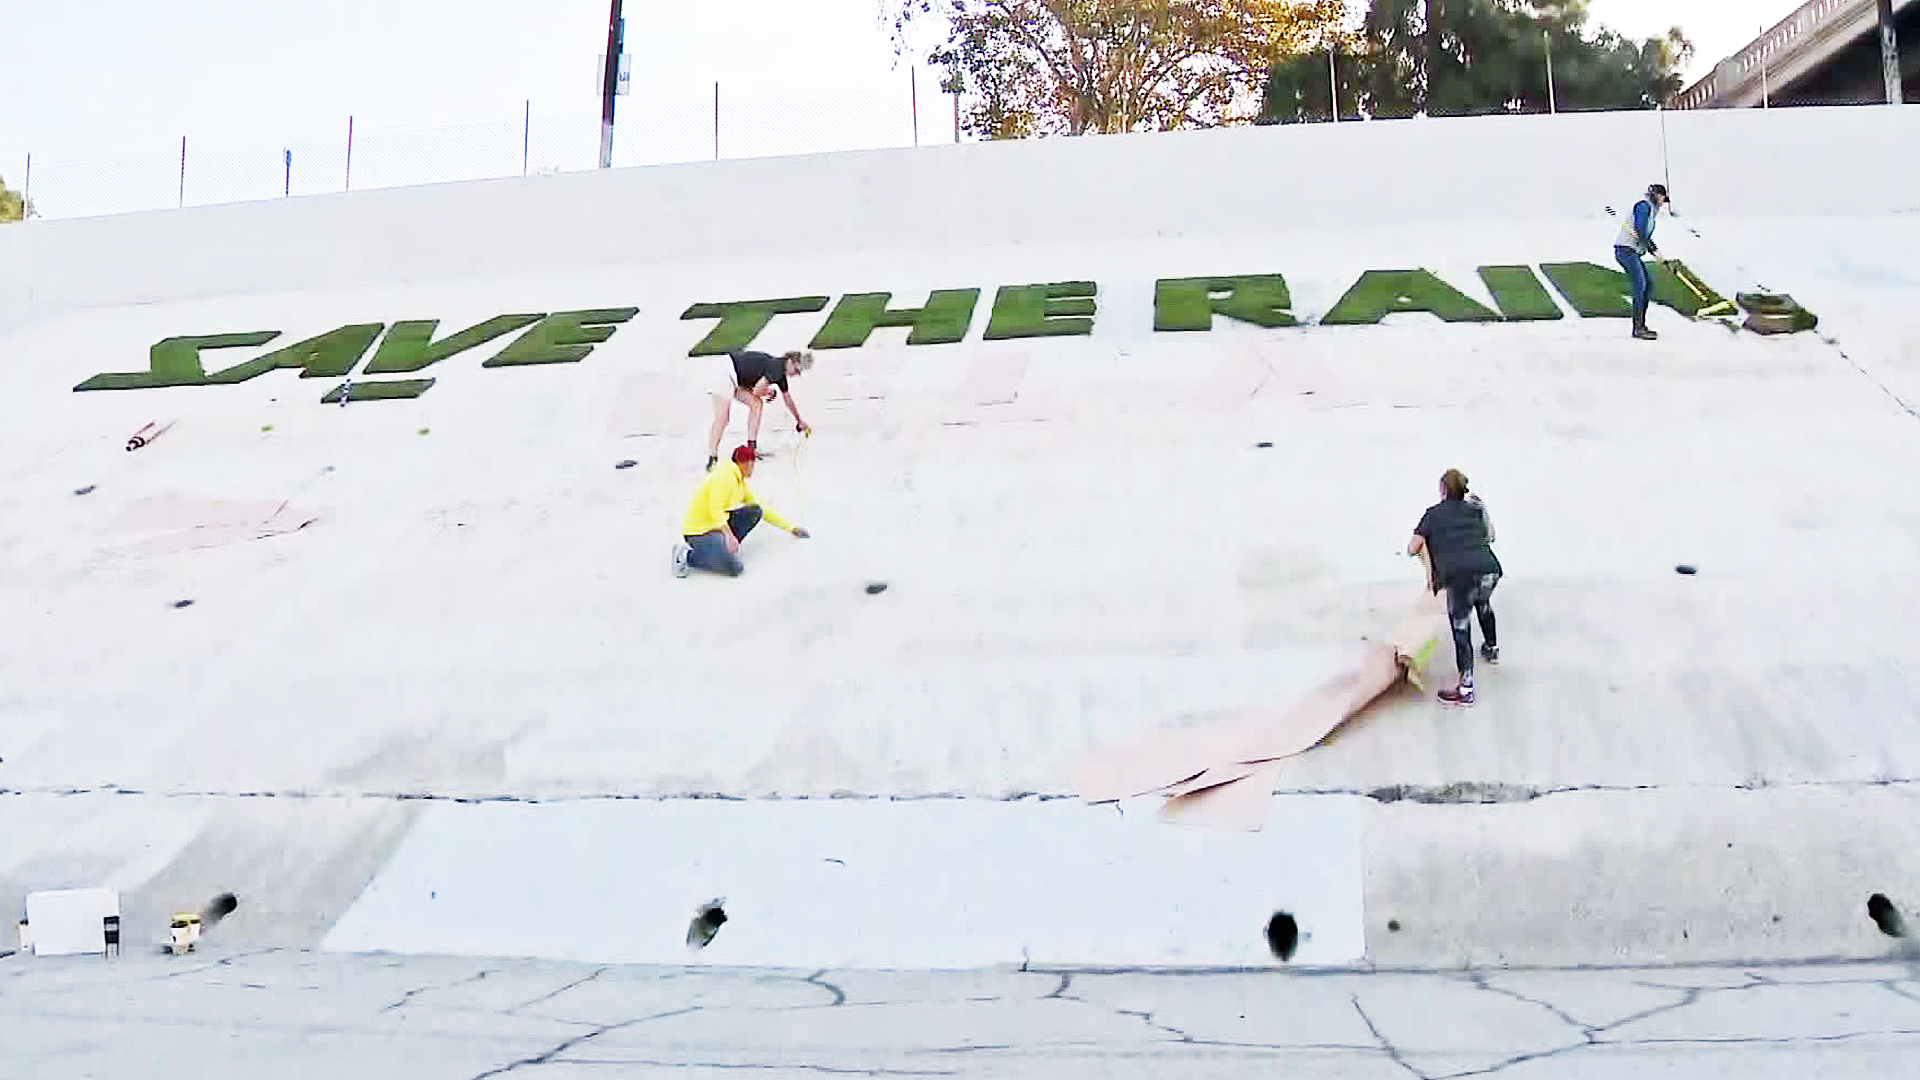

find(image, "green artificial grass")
[809,289,981,349]
[75,331,281,391]
[1154,275,1297,331]
[205,324,384,384]
[321,378,435,403]
[682,297,831,356]
[1539,260,1731,319]
[1737,292,1820,333]
[1320,270,1500,325]
[982,281,1097,341]
[364,314,544,374]
[1662,262,1734,317]
[1477,266,1564,321]
[1539,262,1632,318]
[483,308,640,368]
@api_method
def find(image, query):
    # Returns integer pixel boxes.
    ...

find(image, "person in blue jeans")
[674,444,808,578]
[1613,183,1669,341]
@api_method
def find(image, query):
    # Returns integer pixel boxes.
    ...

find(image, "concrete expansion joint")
[9,776,1920,806]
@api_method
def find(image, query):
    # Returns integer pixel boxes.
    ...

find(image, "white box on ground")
[23,888,120,957]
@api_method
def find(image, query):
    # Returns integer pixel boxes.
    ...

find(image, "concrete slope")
[4,110,1920,969]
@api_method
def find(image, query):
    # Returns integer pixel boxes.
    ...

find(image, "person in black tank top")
[1407,468,1502,707]
[704,350,815,470]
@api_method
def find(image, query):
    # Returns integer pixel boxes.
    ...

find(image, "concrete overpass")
[1671,0,1919,109]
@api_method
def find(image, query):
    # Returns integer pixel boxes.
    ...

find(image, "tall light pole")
[598,0,625,169]
[1328,45,1339,122]
[1879,0,1905,104]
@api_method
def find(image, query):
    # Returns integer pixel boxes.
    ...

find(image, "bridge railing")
[1672,0,1898,109]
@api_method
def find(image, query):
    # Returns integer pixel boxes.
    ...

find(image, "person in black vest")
[705,349,814,471]
[1407,469,1502,706]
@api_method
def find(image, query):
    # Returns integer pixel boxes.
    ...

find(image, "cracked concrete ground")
[5,948,1920,1079]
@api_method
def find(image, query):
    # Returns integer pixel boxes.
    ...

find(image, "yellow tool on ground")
[792,429,811,525]
[1668,261,1738,318]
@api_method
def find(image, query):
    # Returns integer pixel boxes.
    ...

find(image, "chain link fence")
[14,73,962,222]
[10,32,1912,222]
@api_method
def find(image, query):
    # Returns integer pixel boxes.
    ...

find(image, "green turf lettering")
[203,324,384,384]
[74,331,281,391]
[1539,261,1731,319]
[809,289,981,349]
[1153,275,1298,331]
[321,378,437,403]
[1320,270,1500,325]
[1539,262,1632,318]
[483,308,640,368]
[982,282,1097,341]
[363,315,544,374]
[681,297,831,356]
[1476,266,1564,321]
[1655,261,1736,318]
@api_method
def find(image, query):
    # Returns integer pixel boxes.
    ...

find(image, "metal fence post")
[523,99,532,174]
[713,81,720,160]
[1879,0,1905,105]
[345,115,355,191]
[178,136,186,208]
[911,67,920,145]
[284,148,292,196]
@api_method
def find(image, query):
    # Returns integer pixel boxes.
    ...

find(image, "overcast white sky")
[0,1,1806,217]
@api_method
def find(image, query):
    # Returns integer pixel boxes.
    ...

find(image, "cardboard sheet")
[608,372,693,438]
[1158,759,1286,831]
[1069,716,1256,806]
[105,494,323,556]
[958,352,1029,406]
[1073,552,1445,830]
[110,496,292,535]
[942,352,1030,424]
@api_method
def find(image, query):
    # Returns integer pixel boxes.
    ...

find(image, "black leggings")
[1445,572,1499,679]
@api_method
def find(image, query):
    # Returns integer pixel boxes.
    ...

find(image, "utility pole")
[598,0,625,169]
[1544,30,1556,114]
[1879,0,1905,104]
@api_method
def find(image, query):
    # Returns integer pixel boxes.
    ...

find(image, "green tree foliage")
[1261,0,1693,123]
[0,175,30,223]
[887,0,1349,138]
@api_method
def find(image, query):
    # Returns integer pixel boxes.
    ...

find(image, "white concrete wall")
[2,105,1917,332]
[5,107,1920,970]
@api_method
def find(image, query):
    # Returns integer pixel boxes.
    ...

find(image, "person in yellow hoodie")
[673,444,809,578]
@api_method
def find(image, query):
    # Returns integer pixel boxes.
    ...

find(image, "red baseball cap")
[730,445,757,465]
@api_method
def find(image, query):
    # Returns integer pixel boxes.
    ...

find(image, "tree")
[886,0,1350,138]
[1259,29,1366,123]
[1261,0,1693,122]
[0,175,29,223]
